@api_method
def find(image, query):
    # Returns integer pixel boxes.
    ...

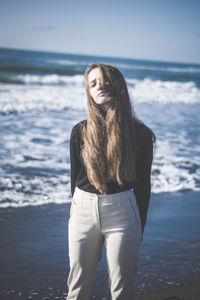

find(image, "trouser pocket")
[69,195,77,219]
[69,201,74,218]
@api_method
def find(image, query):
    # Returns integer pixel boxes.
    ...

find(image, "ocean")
[0,47,200,208]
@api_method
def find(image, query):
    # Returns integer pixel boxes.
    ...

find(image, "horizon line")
[0,45,200,66]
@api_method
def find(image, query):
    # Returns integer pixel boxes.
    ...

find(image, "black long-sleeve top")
[70,119,154,234]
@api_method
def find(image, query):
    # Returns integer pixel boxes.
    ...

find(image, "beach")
[135,282,200,300]
[0,191,199,300]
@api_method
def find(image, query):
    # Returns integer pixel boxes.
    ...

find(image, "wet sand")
[0,191,200,299]
[135,281,200,299]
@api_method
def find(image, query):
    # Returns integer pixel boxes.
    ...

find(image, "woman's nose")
[96,81,102,90]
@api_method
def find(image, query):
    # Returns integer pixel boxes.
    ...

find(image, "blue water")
[0,47,200,208]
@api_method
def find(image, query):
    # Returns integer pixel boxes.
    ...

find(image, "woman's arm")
[70,124,82,196]
[133,131,154,237]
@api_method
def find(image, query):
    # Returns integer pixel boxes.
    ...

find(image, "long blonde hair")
[81,63,152,193]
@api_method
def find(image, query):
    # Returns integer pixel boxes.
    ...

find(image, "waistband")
[73,186,134,201]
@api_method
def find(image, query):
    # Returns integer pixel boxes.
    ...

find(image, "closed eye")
[89,80,96,87]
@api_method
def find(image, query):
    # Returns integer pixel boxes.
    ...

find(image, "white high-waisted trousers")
[66,186,142,300]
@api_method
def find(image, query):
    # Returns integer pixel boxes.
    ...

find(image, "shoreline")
[0,191,200,299]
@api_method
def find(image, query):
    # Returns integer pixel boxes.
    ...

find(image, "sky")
[0,0,200,64]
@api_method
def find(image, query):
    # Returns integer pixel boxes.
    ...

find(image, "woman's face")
[87,68,112,105]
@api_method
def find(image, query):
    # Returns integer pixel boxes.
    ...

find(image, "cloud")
[31,26,59,32]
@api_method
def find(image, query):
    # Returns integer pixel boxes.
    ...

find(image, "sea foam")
[0,77,199,115]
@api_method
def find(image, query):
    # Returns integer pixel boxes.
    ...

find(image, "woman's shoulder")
[70,120,87,146]
[71,119,87,136]
[134,118,155,145]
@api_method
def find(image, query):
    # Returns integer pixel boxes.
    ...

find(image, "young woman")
[66,63,155,300]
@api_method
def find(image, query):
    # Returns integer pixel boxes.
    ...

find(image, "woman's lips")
[98,92,105,97]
